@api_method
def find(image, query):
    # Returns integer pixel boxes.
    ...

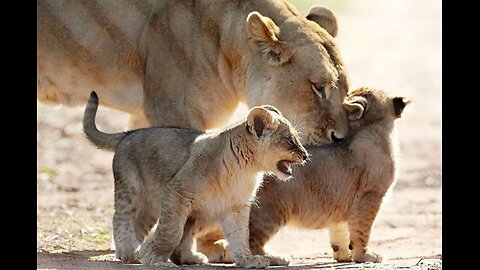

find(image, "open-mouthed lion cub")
[82,91,308,268]
[196,87,411,265]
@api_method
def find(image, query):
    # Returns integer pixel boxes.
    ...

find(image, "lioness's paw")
[181,251,209,265]
[265,255,291,266]
[234,254,269,269]
[333,249,352,262]
[353,249,383,263]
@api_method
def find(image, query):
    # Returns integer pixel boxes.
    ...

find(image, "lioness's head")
[245,4,349,145]
[245,105,308,180]
[343,87,411,128]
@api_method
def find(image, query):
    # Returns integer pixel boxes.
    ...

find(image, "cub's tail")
[83,91,127,151]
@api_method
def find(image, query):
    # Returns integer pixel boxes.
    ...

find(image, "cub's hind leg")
[328,222,352,262]
[134,200,159,243]
[112,165,142,264]
[348,192,384,263]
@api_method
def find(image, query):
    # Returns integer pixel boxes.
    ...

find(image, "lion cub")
[246,87,411,265]
[82,91,308,268]
[196,87,410,265]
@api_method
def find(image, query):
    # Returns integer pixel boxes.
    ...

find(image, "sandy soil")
[37,0,442,269]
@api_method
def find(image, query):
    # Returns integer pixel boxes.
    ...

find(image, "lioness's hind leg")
[328,222,352,262]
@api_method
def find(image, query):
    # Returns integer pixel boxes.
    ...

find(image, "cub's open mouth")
[277,160,293,176]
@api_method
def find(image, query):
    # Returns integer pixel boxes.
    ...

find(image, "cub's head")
[245,105,309,180]
[343,87,411,129]
[245,5,349,145]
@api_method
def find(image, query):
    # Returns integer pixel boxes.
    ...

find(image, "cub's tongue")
[278,160,293,176]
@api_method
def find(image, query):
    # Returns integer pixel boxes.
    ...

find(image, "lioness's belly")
[37,56,144,115]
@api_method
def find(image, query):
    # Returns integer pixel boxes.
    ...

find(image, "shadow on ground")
[37,250,441,270]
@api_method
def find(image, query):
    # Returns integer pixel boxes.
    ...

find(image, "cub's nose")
[302,152,309,161]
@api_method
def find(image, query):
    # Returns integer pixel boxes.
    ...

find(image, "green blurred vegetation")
[288,0,350,14]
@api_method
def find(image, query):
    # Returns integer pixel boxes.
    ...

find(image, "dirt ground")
[37,0,442,269]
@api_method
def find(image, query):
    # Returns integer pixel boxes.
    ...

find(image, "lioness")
[82,92,308,268]
[196,87,411,265]
[38,0,349,144]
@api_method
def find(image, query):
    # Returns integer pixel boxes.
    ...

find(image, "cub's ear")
[306,5,338,38]
[392,97,412,118]
[247,106,278,138]
[246,11,293,65]
[343,96,367,121]
[261,104,283,117]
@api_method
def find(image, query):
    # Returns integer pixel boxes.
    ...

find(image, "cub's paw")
[234,254,269,269]
[265,254,291,266]
[353,249,383,263]
[139,247,171,266]
[333,248,352,262]
[115,246,140,264]
[181,251,209,265]
[202,239,232,263]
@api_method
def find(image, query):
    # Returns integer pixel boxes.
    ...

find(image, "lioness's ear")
[246,11,293,65]
[392,97,412,118]
[343,96,367,120]
[246,107,278,138]
[306,5,338,38]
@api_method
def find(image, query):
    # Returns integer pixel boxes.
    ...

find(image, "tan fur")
[82,92,308,268]
[38,0,349,144]
[195,87,411,265]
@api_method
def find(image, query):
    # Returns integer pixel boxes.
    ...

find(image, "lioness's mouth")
[277,160,293,176]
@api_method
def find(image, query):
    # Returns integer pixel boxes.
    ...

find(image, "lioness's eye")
[311,83,326,99]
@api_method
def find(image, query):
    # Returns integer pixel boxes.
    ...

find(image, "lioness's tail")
[83,91,127,151]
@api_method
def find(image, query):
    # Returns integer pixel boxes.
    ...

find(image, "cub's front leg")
[328,222,352,262]
[220,204,269,269]
[139,186,191,267]
[170,216,208,265]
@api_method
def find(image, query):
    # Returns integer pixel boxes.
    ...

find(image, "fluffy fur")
[82,92,308,268]
[195,87,411,265]
[38,0,349,144]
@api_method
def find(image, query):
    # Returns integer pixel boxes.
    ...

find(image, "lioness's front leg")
[139,186,191,266]
[220,204,269,269]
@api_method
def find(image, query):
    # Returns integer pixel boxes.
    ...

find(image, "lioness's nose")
[328,129,344,143]
[302,151,309,161]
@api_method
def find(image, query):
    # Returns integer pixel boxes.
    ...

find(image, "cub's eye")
[311,83,326,99]
[287,136,295,146]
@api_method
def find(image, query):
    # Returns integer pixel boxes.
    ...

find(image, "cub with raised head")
[197,87,410,265]
[82,92,308,268]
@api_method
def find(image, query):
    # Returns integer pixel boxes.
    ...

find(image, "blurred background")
[37,0,441,264]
